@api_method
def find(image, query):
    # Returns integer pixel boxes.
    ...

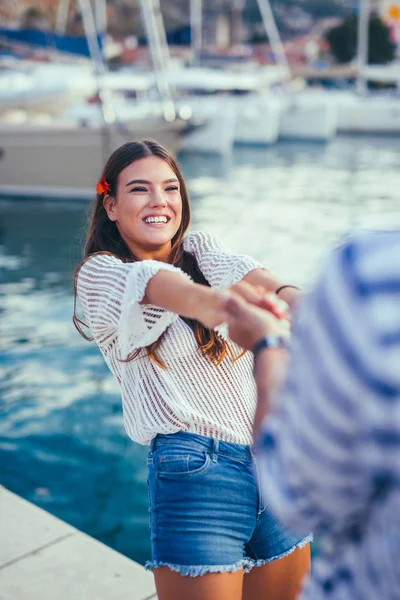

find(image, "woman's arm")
[144,270,274,330]
[143,270,228,329]
[243,269,301,311]
[77,254,209,349]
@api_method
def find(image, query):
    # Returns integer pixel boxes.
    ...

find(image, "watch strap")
[251,334,289,363]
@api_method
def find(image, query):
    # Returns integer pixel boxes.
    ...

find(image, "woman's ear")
[103,195,117,221]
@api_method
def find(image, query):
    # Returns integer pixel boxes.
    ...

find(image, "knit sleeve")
[76,253,190,356]
[183,230,264,289]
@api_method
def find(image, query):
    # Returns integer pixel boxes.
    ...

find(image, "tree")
[325,13,396,64]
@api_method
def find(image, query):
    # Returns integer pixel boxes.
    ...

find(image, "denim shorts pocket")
[156,449,211,479]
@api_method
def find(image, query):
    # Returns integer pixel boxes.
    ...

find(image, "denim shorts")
[145,431,311,577]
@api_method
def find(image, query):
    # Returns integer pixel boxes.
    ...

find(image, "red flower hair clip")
[96,177,111,196]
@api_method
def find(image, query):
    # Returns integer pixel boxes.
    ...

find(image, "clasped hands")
[224,282,290,351]
[197,281,291,351]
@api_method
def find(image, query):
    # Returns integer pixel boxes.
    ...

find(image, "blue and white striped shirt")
[257,231,400,599]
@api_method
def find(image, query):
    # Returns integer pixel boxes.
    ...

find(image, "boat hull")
[234,95,281,145]
[279,94,338,141]
[337,95,400,134]
[0,119,187,199]
[178,98,235,154]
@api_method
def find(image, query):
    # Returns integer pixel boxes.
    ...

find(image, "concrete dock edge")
[0,486,157,600]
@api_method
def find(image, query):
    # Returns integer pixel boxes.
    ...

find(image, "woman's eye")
[131,186,147,192]
[166,186,179,192]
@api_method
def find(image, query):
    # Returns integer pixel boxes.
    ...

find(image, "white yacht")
[0,2,203,199]
[278,89,338,141]
[333,91,400,134]
[0,61,97,115]
[167,66,288,147]
[0,107,191,200]
[332,1,400,135]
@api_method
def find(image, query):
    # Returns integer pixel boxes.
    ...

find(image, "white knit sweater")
[77,231,263,445]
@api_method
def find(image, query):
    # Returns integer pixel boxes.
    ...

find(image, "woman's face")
[104,156,183,261]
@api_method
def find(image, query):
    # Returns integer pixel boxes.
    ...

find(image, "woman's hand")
[224,292,288,351]
[227,281,289,321]
[243,268,302,312]
[195,282,290,332]
[195,282,291,334]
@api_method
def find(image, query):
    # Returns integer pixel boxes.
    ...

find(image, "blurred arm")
[254,242,383,536]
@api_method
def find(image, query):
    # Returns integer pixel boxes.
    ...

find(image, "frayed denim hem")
[145,559,248,577]
[243,533,313,574]
[145,534,313,577]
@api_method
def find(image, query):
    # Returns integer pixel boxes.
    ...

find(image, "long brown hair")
[73,139,234,367]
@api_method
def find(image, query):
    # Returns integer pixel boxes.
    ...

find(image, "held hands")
[194,280,290,346]
[222,282,290,350]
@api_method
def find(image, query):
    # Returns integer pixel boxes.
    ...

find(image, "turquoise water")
[0,136,399,565]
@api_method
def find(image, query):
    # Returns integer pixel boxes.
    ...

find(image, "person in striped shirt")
[225,230,400,599]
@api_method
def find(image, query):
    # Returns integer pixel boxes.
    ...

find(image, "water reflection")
[0,137,399,565]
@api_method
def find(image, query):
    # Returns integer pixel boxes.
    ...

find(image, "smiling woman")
[103,156,183,263]
[72,139,310,600]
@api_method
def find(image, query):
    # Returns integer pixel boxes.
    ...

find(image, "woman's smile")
[143,215,171,226]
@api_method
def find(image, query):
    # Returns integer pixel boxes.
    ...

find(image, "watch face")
[253,334,288,357]
[264,335,285,348]
[270,336,281,348]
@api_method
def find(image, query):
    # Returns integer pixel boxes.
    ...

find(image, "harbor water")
[0,135,399,566]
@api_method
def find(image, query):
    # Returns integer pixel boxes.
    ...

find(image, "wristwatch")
[251,334,290,364]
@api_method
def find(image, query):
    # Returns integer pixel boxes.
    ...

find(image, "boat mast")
[94,0,107,38]
[356,0,371,95]
[55,0,70,34]
[138,0,176,121]
[232,0,245,48]
[77,0,116,129]
[255,0,289,69]
[190,0,202,65]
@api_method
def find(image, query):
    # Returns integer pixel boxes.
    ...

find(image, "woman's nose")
[149,189,167,207]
